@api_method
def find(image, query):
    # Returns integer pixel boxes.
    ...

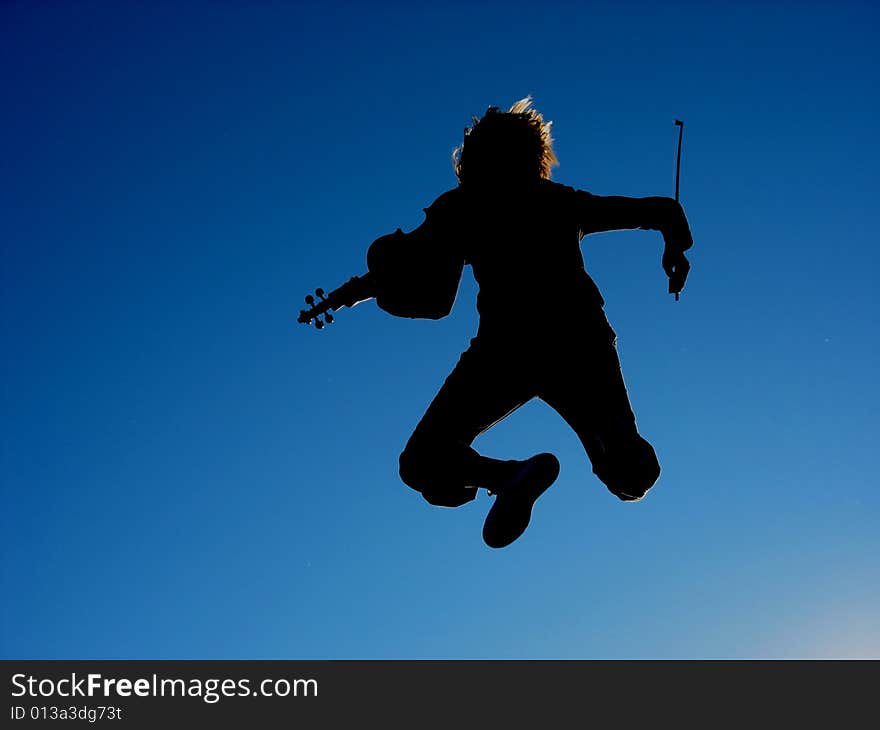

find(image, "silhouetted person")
[310,98,693,548]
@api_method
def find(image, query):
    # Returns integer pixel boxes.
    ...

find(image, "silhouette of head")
[453,97,558,187]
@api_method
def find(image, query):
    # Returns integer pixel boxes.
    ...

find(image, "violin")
[296,275,373,330]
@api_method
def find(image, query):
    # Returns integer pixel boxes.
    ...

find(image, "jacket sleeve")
[574,190,693,253]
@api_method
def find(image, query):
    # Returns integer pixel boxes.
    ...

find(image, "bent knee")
[399,445,475,508]
[595,437,661,501]
[420,488,476,508]
[398,447,422,490]
[399,442,442,490]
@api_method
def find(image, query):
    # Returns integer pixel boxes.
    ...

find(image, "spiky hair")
[452,96,558,184]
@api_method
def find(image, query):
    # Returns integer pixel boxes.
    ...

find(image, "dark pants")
[398,314,660,506]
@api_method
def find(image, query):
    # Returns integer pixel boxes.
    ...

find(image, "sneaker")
[482,453,560,549]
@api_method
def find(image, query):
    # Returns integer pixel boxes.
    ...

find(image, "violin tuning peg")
[305,294,315,306]
[314,318,324,330]
[316,288,325,298]
[324,312,334,324]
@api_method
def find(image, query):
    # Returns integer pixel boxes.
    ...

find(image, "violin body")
[298,226,464,329]
[367,227,463,320]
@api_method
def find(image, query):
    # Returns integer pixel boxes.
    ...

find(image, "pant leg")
[399,337,536,507]
[538,318,661,501]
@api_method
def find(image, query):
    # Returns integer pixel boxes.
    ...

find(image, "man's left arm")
[576,191,693,295]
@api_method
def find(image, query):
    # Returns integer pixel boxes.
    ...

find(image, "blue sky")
[2,1,877,658]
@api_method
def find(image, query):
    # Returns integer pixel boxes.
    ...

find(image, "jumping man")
[306,97,693,548]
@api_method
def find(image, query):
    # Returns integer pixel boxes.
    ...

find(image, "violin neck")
[330,273,374,310]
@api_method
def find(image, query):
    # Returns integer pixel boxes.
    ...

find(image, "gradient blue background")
[2,1,877,658]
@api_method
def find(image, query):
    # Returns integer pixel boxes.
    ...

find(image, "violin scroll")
[296,274,374,332]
